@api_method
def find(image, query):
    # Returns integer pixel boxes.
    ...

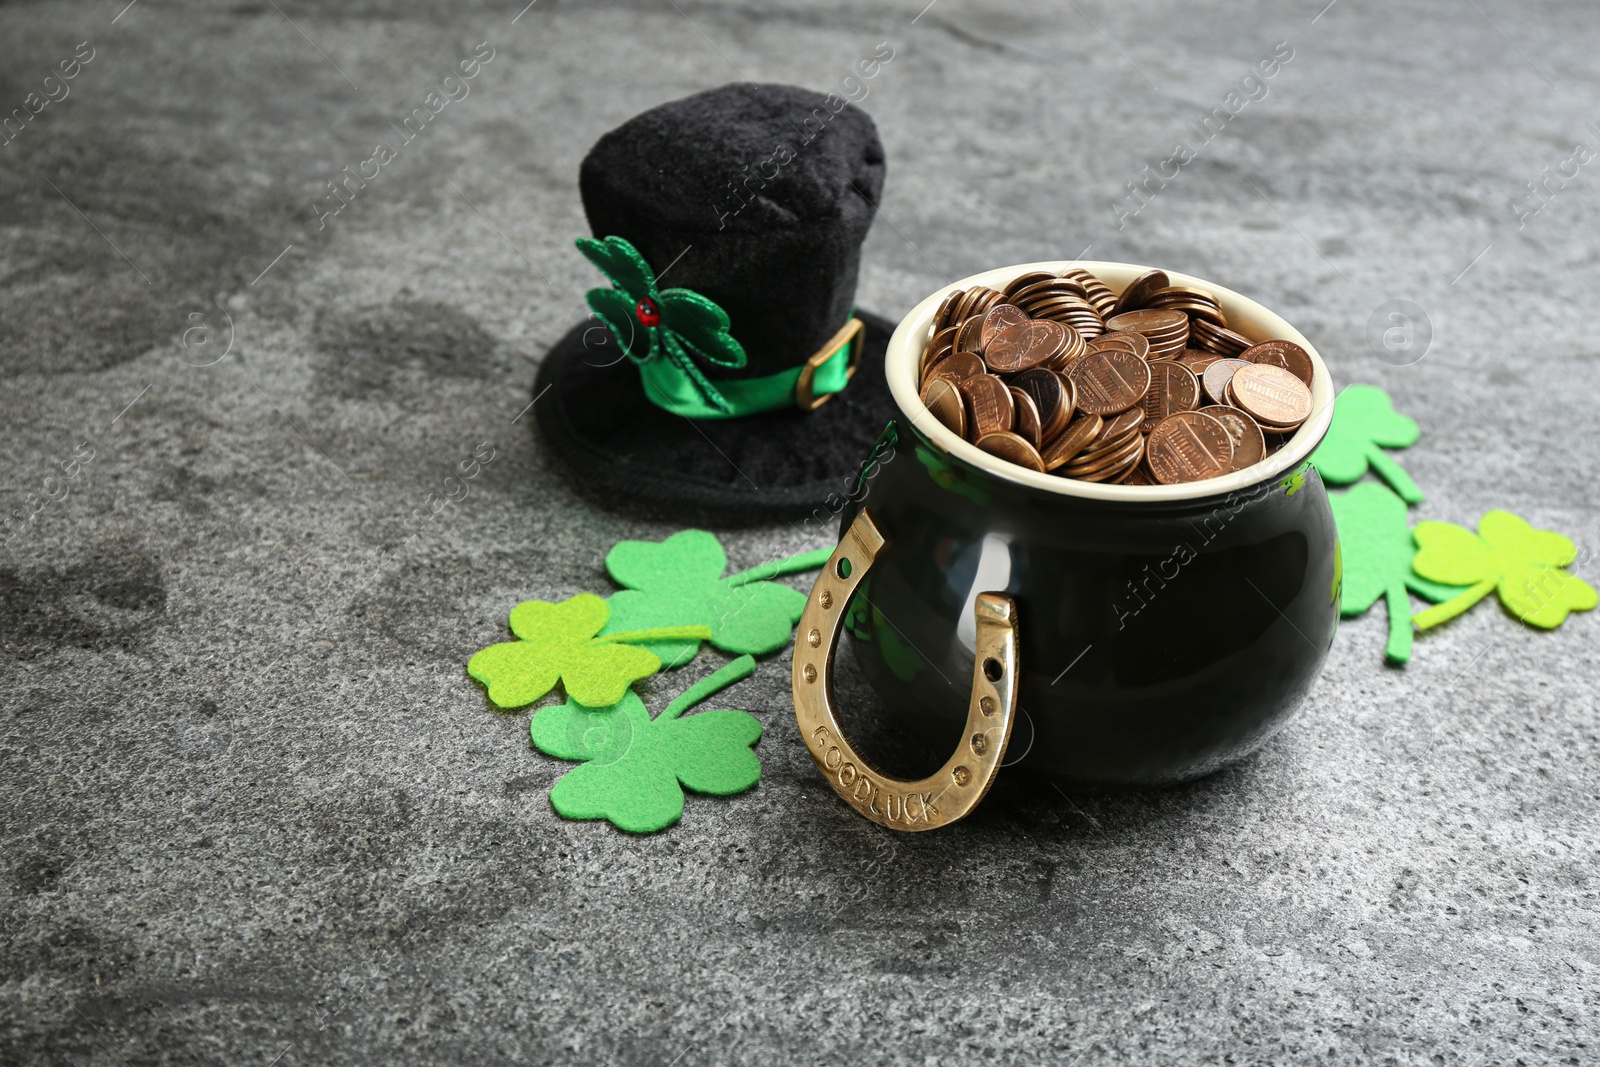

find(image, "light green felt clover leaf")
[529,655,763,833]
[1328,482,1466,662]
[1309,385,1425,503]
[1412,511,1597,631]
[602,530,831,668]
[576,236,746,413]
[467,593,710,709]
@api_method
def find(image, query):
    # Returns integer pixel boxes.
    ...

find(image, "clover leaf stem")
[1383,581,1413,662]
[1413,577,1497,631]
[726,547,834,587]
[597,625,713,646]
[660,654,757,721]
[1365,445,1424,504]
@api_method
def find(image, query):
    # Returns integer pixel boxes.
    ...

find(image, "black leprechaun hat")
[533,82,896,525]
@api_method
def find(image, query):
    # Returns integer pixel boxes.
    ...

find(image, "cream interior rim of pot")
[886,260,1337,503]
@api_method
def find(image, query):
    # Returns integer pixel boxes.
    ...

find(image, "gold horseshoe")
[791,508,1019,831]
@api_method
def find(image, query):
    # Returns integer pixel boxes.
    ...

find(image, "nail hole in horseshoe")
[835,557,852,579]
[983,657,1003,682]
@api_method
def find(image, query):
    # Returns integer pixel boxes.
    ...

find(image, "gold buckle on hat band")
[794,317,865,412]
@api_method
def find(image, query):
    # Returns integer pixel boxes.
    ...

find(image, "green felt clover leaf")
[1412,511,1597,631]
[1310,385,1425,503]
[529,655,764,833]
[575,234,656,302]
[1328,482,1466,662]
[583,286,651,361]
[576,237,747,411]
[602,530,831,668]
[467,593,711,709]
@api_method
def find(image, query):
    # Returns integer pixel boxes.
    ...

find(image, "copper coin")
[1070,437,1140,477]
[1146,337,1190,362]
[980,304,1031,349]
[1079,444,1146,483]
[955,314,985,354]
[1230,363,1312,427]
[951,287,982,325]
[1067,349,1151,416]
[1063,269,1118,317]
[1019,289,1093,315]
[1064,431,1144,477]
[959,373,1015,439]
[1093,444,1147,483]
[1149,283,1219,304]
[984,319,1067,374]
[1041,412,1103,471]
[1093,407,1145,445]
[1140,361,1201,431]
[920,349,952,382]
[1201,358,1252,405]
[1147,286,1227,327]
[1241,339,1314,386]
[920,377,966,438]
[1105,308,1189,337]
[1177,349,1222,375]
[926,325,958,356]
[1081,435,1145,473]
[976,431,1045,472]
[1046,326,1088,369]
[1012,368,1072,439]
[1075,412,1139,451]
[1025,301,1102,340]
[920,326,957,379]
[1002,271,1057,302]
[1013,282,1090,312]
[931,351,985,386]
[1119,462,1154,485]
[1071,419,1142,465]
[1090,331,1150,360]
[1009,387,1042,449]
[1205,404,1266,472]
[966,286,1006,321]
[1190,318,1252,356]
[1152,300,1227,328]
[934,289,966,331]
[1110,269,1169,317]
[1146,411,1235,484]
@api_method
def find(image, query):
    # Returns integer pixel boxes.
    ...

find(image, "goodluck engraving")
[791,509,1016,831]
[811,726,938,825]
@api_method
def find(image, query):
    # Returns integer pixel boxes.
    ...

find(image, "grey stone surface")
[3,1,1598,1063]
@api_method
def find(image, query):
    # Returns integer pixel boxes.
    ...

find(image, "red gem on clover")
[635,298,661,328]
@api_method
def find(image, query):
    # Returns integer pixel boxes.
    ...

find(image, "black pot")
[793,261,1339,814]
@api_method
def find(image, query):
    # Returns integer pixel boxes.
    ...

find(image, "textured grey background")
[3,0,1598,1064]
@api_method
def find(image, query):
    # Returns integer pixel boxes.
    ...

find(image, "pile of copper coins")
[917,267,1316,485]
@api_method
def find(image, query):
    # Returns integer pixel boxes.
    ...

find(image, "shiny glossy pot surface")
[835,261,1340,789]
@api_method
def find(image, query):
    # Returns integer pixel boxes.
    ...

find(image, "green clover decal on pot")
[602,530,831,668]
[577,236,747,415]
[1279,465,1309,497]
[1412,511,1597,631]
[530,655,763,833]
[1310,385,1425,503]
[1329,482,1466,662]
[467,593,710,709]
